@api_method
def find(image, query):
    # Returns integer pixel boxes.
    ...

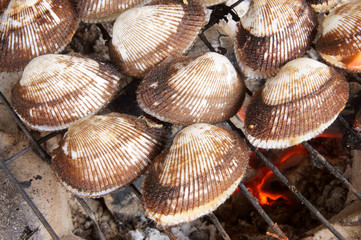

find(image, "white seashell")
[52,113,165,198]
[12,54,123,131]
[143,123,249,226]
[245,58,349,149]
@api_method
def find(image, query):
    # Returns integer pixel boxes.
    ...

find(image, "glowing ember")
[244,132,342,206]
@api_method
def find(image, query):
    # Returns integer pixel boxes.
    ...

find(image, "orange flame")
[244,132,341,206]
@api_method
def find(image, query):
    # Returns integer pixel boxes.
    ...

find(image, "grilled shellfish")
[12,54,123,131]
[143,123,249,226]
[109,0,205,78]
[0,0,78,72]
[136,52,245,125]
[245,58,349,149]
[234,0,317,79]
[76,0,146,23]
[316,0,361,72]
[52,113,165,197]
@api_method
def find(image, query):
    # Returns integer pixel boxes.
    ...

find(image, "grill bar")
[0,91,51,163]
[302,141,361,200]
[74,196,106,240]
[5,131,61,165]
[208,213,231,240]
[238,183,288,240]
[128,183,178,240]
[0,156,60,240]
[246,140,346,240]
[338,115,361,140]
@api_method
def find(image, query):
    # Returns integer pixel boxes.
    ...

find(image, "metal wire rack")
[1,83,360,240]
[1,1,361,239]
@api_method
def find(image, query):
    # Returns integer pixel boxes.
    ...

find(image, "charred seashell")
[76,0,146,23]
[316,0,361,72]
[234,0,317,79]
[12,54,122,131]
[0,0,78,72]
[143,123,249,226]
[137,52,245,125]
[109,0,205,78]
[52,113,165,198]
[245,58,349,149]
[305,0,339,12]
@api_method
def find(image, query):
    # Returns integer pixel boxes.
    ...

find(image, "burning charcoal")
[137,52,245,125]
[245,58,349,149]
[143,123,249,226]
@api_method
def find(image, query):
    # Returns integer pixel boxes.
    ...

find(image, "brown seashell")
[234,0,317,79]
[305,0,339,12]
[316,0,361,72]
[52,113,165,198]
[136,52,245,125]
[76,0,146,23]
[143,123,249,226]
[11,54,123,131]
[245,58,349,149]
[0,0,78,72]
[0,0,10,13]
[109,0,205,78]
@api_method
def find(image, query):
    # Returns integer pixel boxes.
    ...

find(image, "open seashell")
[109,0,205,78]
[137,52,245,125]
[76,0,146,23]
[143,123,249,226]
[11,54,123,131]
[245,58,349,149]
[234,0,317,79]
[316,0,361,72]
[305,0,339,12]
[0,0,78,72]
[52,113,165,198]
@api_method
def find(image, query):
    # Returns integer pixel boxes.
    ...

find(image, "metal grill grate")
[1,85,360,240]
[1,1,361,239]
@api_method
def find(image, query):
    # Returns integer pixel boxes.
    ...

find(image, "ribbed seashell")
[234,0,317,79]
[12,54,123,131]
[0,0,78,72]
[143,123,249,226]
[52,113,165,198]
[76,0,146,23]
[245,58,349,149]
[137,52,245,125]
[305,0,339,12]
[0,0,10,13]
[109,0,205,78]
[198,0,226,7]
[316,0,361,72]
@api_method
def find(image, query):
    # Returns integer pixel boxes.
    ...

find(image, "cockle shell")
[52,113,165,198]
[12,54,123,131]
[136,52,245,125]
[198,0,226,7]
[316,0,361,72]
[109,0,205,78]
[76,0,146,23]
[305,0,339,12]
[245,58,349,149]
[234,0,317,79]
[0,0,78,72]
[143,123,249,226]
[0,0,10,13]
